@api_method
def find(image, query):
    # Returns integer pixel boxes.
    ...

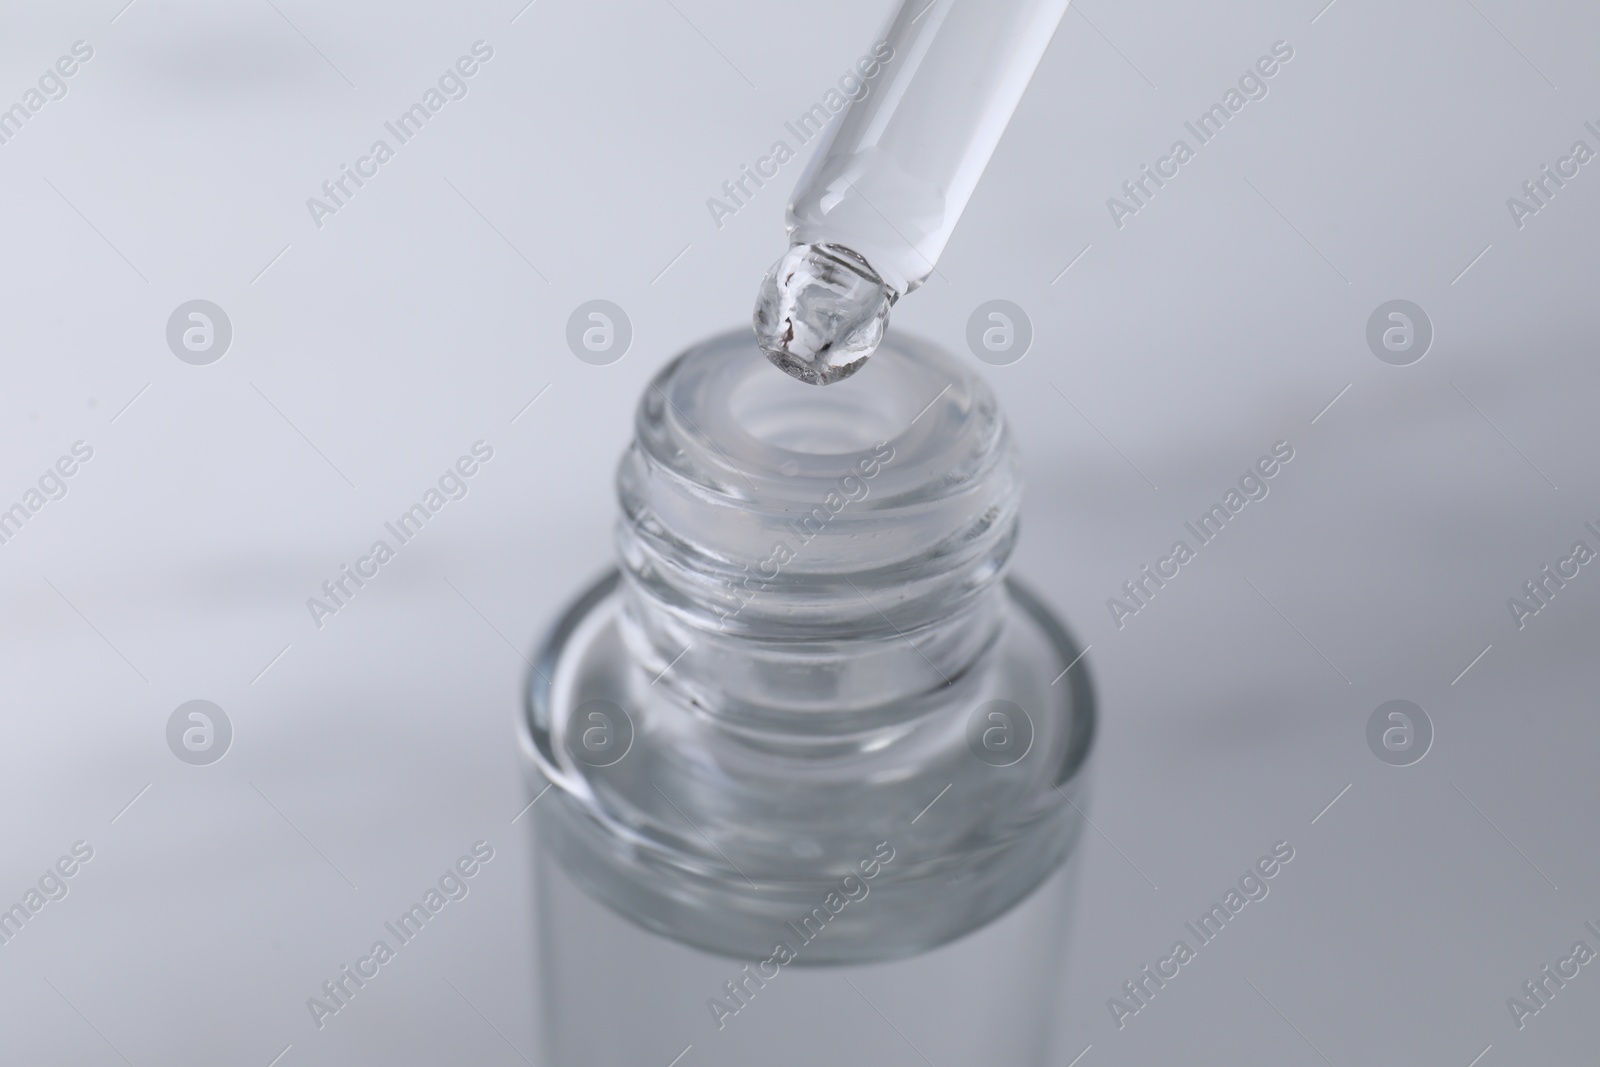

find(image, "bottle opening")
[727,355,917,456]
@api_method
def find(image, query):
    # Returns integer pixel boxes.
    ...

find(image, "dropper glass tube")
[755,0,1072,384]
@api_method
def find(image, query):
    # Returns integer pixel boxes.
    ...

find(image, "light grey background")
[2,0,1596,1063]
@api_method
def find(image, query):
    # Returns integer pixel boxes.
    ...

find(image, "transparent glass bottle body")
[521,329,1094,1064]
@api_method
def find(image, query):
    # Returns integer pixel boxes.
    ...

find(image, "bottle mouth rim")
[631,326,1008,510]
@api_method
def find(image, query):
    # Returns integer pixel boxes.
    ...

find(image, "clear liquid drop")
[752,243,894,386]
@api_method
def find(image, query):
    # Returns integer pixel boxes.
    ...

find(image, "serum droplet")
[753,243,894,386]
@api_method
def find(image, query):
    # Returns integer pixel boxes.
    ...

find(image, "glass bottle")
[521,328,1095,1065]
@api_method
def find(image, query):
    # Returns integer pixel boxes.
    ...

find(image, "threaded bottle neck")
[614,329,1021,727]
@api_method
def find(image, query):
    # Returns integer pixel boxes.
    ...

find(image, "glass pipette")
[754,0,1073,384]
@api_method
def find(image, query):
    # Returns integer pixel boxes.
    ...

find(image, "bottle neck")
[614,329,1020,733]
